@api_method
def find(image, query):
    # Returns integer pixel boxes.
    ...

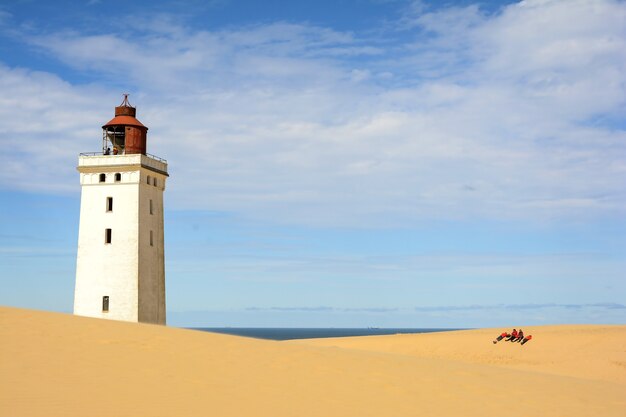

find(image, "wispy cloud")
[244,303,626,313]
[0,0,624,227]
[169,302,626,327]
[246,306,401,313]
[0,64,114,193]
[414,303,626,312]
[246,306,334,312]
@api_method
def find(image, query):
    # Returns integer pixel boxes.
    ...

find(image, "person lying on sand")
[493,332,510,344]
[521,334,532,345]
[505,329,518,341]
[513,329,524,342]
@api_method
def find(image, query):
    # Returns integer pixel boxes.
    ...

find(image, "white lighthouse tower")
[74,95,168,324]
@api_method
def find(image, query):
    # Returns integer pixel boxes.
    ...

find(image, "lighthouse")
[74,95,168,324]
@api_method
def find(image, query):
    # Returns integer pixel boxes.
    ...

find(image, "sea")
[191,328,461,341]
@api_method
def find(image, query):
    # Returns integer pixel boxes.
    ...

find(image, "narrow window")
[99,173,106,183]
[153,177,157,187]
[102,296,109,312]
[105,228,112,244]
[106,197,113,212]
[150,230,154,246]
[150,199,153,215]
[114,173,121,182]
[147,175,151,184]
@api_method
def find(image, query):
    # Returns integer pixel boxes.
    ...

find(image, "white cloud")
[0,0,624,226]
[0,65,118,193]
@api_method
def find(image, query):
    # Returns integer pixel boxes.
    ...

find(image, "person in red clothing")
[506,329,518,341]
[493,331,509,344]
[514,329,524,342]
[521,334,532,345]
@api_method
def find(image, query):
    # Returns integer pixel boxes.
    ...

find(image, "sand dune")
[1,307,624,417]
[293,325,626,384]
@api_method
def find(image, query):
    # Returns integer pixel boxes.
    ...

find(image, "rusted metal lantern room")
[102,94,148,155]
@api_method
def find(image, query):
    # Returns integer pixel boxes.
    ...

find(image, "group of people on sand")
[493,328,532,345]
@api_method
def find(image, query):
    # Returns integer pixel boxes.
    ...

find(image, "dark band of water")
[191,328,462,341]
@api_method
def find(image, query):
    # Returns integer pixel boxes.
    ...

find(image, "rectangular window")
[114,173,121,182]
[147,175,151,184]
[150,230,154,246]
[102,296,109,312]
[153,178,157,187]
[105,228,112,244]
[106,197,113,212]
[150,199,153,215]
[99,173,106,183]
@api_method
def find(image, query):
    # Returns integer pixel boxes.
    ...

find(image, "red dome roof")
[102,115,147,130]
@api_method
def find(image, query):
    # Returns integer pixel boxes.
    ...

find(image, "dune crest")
[1,307,624,417]
[293,325,626,384]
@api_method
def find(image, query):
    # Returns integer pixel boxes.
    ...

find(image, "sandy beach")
[1,306,624,417]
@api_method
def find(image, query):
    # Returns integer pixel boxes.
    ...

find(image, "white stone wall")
[74,155,167,324]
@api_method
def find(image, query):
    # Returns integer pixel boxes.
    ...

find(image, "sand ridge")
[292,325,626,384]
[1,306,624,417]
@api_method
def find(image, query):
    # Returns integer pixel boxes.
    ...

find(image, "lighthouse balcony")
[78,152,168,175]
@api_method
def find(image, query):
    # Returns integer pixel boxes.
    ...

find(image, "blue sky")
[0,0,625,327]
